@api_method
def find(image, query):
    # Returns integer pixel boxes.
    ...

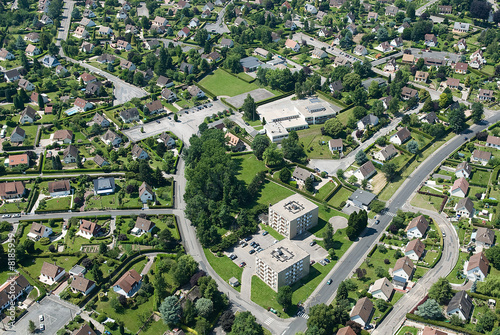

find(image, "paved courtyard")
[225,88,275,109]
[11,295,79,335]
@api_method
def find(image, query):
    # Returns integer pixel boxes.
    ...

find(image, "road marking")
[297,311,309,319]
[386,212,396,217]
[264,317,274,325]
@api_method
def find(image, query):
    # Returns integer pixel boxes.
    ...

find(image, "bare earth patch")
[329,216,348,230]
[371,173,387,195]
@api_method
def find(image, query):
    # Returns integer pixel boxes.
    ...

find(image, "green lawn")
[327,187,352,208]
[0,201,29,213]
[298,125,336,159]
[316,181,337,201]
[203,248,243,292]
[233,153,267,184]
[446,251,468,284]
[397,326,418,335]
[410,193,442,212]
[248,180,295,208]
[470,169,490,186]
[40,197,72,211]
[336,107,355,126]
[21,255,81,282]
[199,69,259,97]
[260,224,285,241]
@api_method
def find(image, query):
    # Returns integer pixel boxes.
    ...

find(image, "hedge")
[367,245,377,257]
[375,306,393,326]
[255,90,294,107]
[406,313,483,335]
[317,90,349,108]
[26,185,40,213]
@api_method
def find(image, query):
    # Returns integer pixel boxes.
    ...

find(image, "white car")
[2,214,10,218]
[39,315,44,322]
[40,323,45,331]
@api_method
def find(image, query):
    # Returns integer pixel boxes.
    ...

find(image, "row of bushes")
[406,313,482,335]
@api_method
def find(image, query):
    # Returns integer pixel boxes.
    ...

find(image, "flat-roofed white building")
[255,239,310,291]
[294,104,337,124]
[268,194,319,239]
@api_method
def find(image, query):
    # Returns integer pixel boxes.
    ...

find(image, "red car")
[239,262,246,267]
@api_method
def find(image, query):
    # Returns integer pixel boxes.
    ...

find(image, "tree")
[307,304,335,335]
[471,102,484,124]
[242,94,257,121]
[416,299,443,320]
[406,140,419,154]
[305,177,314,192]
[381,162,397,181]
[485,245,500,269]
[281,131,306,162]
[160,296,181,325]
[336,281,349,301]
[172,255,198,285]
[263,144,283,167]
[110,296,123,312]
[90,263,103,284]
[370,200,385,213]
[428,278,453,304]
[348,175,357,184]
[355,150,368,165]
[343,73,361,91]
[324,118,343,138]
[16,35,26,50]
[195,298,213,318]
[174,113,178,122]
[449,108,466,134]
[251,135,270,160]
[28,320,36,333]
[470,0,492,20]
[351,86,368,106]
[476,310,496,332]
[229,311,264,335]
[279,168,291,183]
[277,286,292,309]
[221,310,235,332]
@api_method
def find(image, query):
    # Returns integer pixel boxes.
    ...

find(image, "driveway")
[137,2,149,16]
[11,295,79,334]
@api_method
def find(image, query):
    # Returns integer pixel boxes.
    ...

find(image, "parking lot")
[11,295,80,334]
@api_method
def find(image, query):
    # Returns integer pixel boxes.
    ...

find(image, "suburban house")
[71,276,96,295]
[367,12,378,21]
[18,79,35,92]
[81,42,94,53]
[225,132,245,151]
[152,16,168,27]
[438,5,452,13]
[113,269,142,297]
[10,126,26,143]
[455,197,475,218]
[354,161,376,181]
[116,39,132,51]
[139,182,155,203]
[78,220,101,239]
[79,18,95,27]
[466,252,489,282]
[446,291,473,320]
[375,42,392,53]
[453,22,470,33]
[20,106,37,124]
[472,149,491,164]
[337,327,356,335]
[120,107,140,123]
[405,215,429,239]
[422,327,447,335]
[348,189,376,210]
[455,62,468,74]
[469,50,486,69]
[292,167,313,186]
[25,32,39,43]
[357,114,379,130]
[390,127,411,145]
[80,72,96,84]
[304,3,317,13]
[392,256,414,285]
[40,262,65,285]
[53,129,73,144]
[97,53,116,63]
[62,145,79,164]
[0,275,31,313]
[41,55,60,68]
[405,238,425,261]
[27,222,52,241]
[101,130,122,147]
[145,100,164,114]
[486,135,500,149]
[93,177,115,195]
[8,154,29,168]
[187,86,205,99]
[455,161,472,179]
[177,27,191,38]
[414,71,429,83]
[221,38,234,48]
[446,78,460,89]
[4,68,21,82]
[400,87,418,101]
[385,5,398,16]
[472,227,495,250]
[402,54,415,64]
[424,34,438,47]
[384,58,397,72]
[161,88,177,102]
[0,181,26,199]
[93,154,109,167]
[311,49,328,59]
[48,180,71,197]
[451,177,469,198]
[374,144,398,162]
[132,217,156,235]
[0,48,15,61]
[285,39,300,52]
[119,59,136,71]
[354,45,368,56]
[74,26,89,39]
[98,26,113,36]
[74,98,93,111]
[350,297,374,327]
[380,96,393,109]
[93,113,110,127]
[457,39,467,51]
[368,277,393,301]
[158,132,176,149]
[328,139,343,153]
[132,144,149,160]
[398,21,411,34]
[478,89,494,102]
[157,76,174,88]
[390,37,403,48]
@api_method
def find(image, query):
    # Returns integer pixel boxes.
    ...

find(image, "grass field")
[446,251,468,284]
[316,181,337,201]
[200,69,259,97]
[40,197,72,211]
[397,326,418,335]
[470,169,490,186]
[203,248,243,292]
[233,153,267,184]
[260,224,285,241]
[327,187,352,208]
[298,125,335,159]
[410,193,442,212]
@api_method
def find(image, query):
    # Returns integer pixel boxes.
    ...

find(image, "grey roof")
[446,291,473,319]
[456,161,471,175]
[239,56,262,69]
[362,77,386,90]
[63,145,79,158]
[120,107,139,120]
[456,197,474,213]
[349,189,376,206]
[93,177,115,191]
[359,114,379,126]
[292,167,312,181]
[378,144,398,160]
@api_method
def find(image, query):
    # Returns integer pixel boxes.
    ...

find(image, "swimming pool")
[64,106,80,116]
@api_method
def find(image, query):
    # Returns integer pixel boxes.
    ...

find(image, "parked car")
[2,214,10,218]
[262,231,269,236]
[375,220,380,225]
[12,214,20,218]
[249,249,256,254]
[244,237,251,242]
[309,241,316,246]
[310,260,315,265]
[442,232,446,237]
[324,258,331,263]
[327,279,332,285]
[39,315,44,322]
[239,262,246,267]
[242,242,248,247]
[40,324,45,331]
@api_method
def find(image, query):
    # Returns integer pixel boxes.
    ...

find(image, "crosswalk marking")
[264,317,274,325]
[297,311,309,319]
[386,212,396,217]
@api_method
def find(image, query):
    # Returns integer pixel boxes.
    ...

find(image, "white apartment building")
[255,239,310,291]
[268,194,319,239]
